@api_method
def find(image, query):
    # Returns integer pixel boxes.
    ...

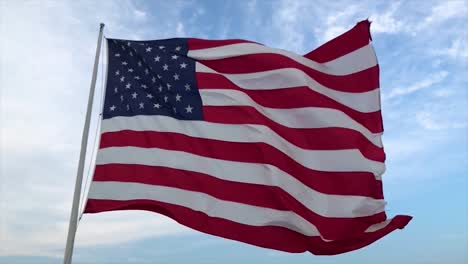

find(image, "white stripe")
[88,181,321,236]
[88,181,391,238]
[95,146,386,218]
[196,63,380,113]
[200,89,383,147]
[365,219,392,232]
[323,219,395,242]
[88,181,394,238]
[101,116,385,177]
[188,43,377,76]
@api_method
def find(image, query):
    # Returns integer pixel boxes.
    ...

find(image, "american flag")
[84,20,411,255]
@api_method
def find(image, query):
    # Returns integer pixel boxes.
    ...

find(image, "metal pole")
[63,23,105,264]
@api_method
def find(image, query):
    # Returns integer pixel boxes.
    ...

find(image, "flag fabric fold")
[84,20,412,255]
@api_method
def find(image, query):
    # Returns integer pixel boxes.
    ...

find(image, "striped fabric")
[84,20,411,255]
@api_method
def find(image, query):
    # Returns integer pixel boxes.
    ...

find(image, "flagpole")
[63,23,105,264]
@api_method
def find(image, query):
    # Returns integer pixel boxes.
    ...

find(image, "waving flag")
[84,20,411,255]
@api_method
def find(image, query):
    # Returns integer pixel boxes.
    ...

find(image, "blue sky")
[1,0,467,263]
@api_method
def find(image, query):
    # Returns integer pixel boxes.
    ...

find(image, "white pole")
[63,23,105,264]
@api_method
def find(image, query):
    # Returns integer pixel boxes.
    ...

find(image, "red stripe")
[99,131,384,199]
[304,20,372,63]
[197,72,384,133]
[92,164,385,240]
[197,55,379,93]
[188,38,258,50]
[188,20,372,65]
[85,199,412,255]
[203,105,385,162]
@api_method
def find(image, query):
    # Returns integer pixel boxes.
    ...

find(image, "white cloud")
[416,111,468,130]
[384,71,449,100]
[433,88,454,97]
[422,0,468,26]
[319,5,360,42]
[76,212,190,247]
[416,111,446,130]
[247,0,258,13]
[312,1,408,44]
[404,0,468,35]
[369,2,403,34]
[273,0,306,52]
[176,22,186,36]
[133,9,147,20]
[0,0,195,258]
[432,38,468,60]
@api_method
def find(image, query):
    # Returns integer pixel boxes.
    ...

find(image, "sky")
[1,0,467,263]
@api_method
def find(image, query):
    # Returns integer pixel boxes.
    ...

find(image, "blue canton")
[103,38,203,120]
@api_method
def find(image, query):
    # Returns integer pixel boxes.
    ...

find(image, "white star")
[154,56,160,62]
[166,83,171,90]
[184,84,191,91]
[185,105,193,113]
[154,103,161,109]
[122,61,128,65]
[139,102,145,109]
[158,85,163,92]
[128,68,134,73]
[134,76,140,80]
[164,96,168,102]
[171,55,179,60]
[152,77,156,83]
[175,94,182,102]
[110,105,116,111]
[163,64,169,71]
[175,46,181,51]
[125,83,131,89]
[173,73,179,80]
[120,76,125,82]
[146,47,152,52]
[138,61,142,67]
[180,62,187,69]
[132,92,138,99]
[115,53,120,57]
[147,93,154,99]
[159,45,165,49]
[115,70,120,75]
